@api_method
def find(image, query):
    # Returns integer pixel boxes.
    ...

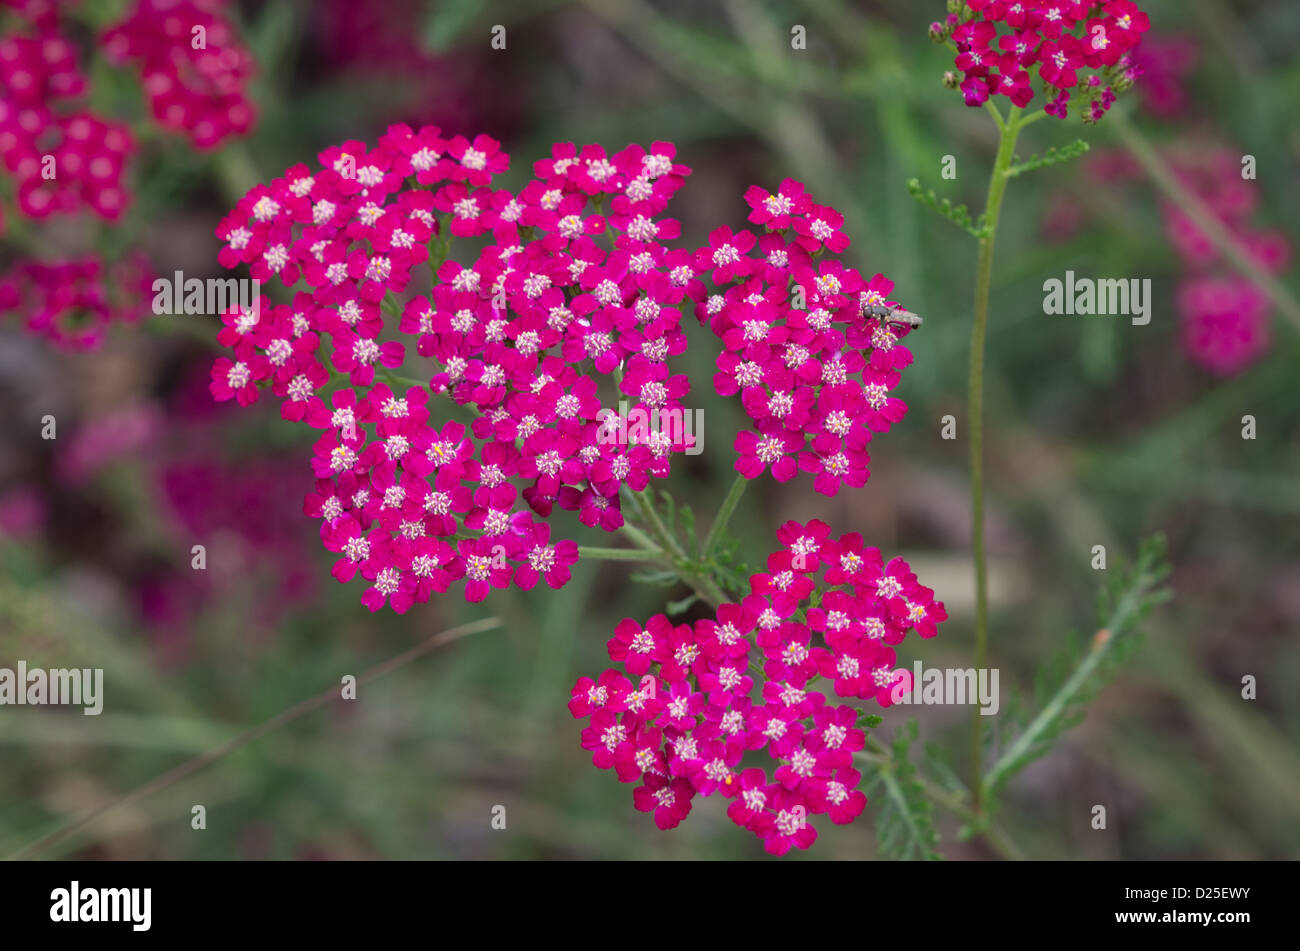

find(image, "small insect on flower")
[862,303,924,330]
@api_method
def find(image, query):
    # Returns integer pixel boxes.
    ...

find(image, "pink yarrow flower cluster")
[0,10,134,221]
[101,0,257,149]
[1081,145,1287,376]
[0,0,260,227]
[1163,148,1287,376]
[934,0,1150,121]
[0,253,154,351]
[686,178,913,496]
[570,520,947,854]
[210,128,702,610]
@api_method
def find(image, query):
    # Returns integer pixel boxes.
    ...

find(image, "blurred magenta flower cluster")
[0,0,257,350]
[0,252,153,350]
[1085,142,1288,376]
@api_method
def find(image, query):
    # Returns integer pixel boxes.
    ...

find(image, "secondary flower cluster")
[0,254,154,351]
[689,178,913,496]
[570,521,947,854]
[1082,144,1287,376]
[1164,148,1287,376]
[1131,34,1197,118]
[211,129,704,609]
[933,0,1150,121]
[0,20,134,221]
[0,0,258,230]
[101,0,257,149]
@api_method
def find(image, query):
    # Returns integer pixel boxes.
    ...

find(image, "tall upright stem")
[703,472,749,556]
[970,103,1024,817]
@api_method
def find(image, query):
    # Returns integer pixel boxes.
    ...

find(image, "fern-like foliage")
[1003,139,1091,178]
[706,535,754,601]
[862,720,943,860]
[981,533,1172,803]
[907,178,989,239]
[627,487,755,608]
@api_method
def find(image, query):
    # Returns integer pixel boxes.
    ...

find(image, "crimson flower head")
[209,127,705,611]
[937,0,1151,122]
[692,181,918,497]
[569,522,946,854]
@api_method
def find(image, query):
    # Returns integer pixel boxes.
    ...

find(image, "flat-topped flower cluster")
[693,178,916,496]
[209,129,922,611]
[570,522,947,853]
[935,0,1151,121]
[212,129,709,609]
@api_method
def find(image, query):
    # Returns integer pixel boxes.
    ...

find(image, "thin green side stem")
[982,99,1005,132]
[980,573,1151,800]
[969,104,1026,817]
[599,504,730,610]
[628,486,687,561]
[577,546,666,563]
[702,472,750,556]
[618,522,661,552]
[684,569,730,611]
[618,488,730,609]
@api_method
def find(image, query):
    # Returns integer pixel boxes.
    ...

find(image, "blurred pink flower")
[312,0,520,134]
[1132,35,1198,117]
[58,403,164,484]
[1040,192,1085,242]
[0,486,46,538]
[0,254,154,351]
[1178,277,1271,377]
[101,0,257,149]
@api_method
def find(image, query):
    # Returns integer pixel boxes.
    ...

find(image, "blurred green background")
[1,0,1298,860]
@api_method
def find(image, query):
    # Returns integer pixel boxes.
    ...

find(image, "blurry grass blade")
[7,617,502,860]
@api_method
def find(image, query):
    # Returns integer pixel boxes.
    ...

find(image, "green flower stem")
[969,101,1028,817]
[979,556,1157,800]
[629,484,730,608]
[618,522,661,552]
[577,546,667,563]
[627,485,687,561]
[702,472,750,556]
[592,534,729,611]
[982,99,1005,132]
[683,569,730,611]
[604,493,731,610]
